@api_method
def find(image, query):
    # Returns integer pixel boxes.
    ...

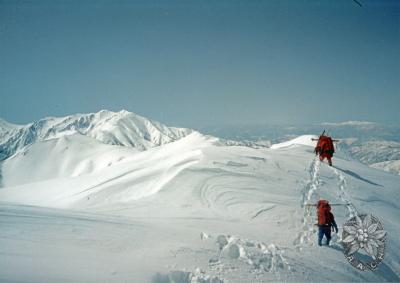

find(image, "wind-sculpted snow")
[0,110,192,160]
[0,132,211,206]
[0,132,400,282]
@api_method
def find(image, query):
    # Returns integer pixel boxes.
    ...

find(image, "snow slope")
[0,122,399,282]
[1,134,139,187]
[338,139,400,175]
[341,140,400,165]
[201,121,400,175]
[0,110,192,161]
[270,135,317,149]
[371,160,400,175]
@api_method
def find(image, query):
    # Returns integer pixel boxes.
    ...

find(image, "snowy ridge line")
[0,110,193,161]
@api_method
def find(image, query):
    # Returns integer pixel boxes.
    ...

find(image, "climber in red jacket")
[317,200,338,246]
[315,133,335,166]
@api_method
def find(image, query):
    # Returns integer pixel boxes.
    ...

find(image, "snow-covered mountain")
[337,139,400,174]
[199,121,400,143]
[200,121,400,175]
[371,160,400,175]
[0,110,192,160]
[0,113,399,282]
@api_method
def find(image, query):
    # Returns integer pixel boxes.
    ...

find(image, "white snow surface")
[371,160,400,176]
[338,139,400,175]
[0,110,192,160]
[0,115,399,282]
[270,135,317,149]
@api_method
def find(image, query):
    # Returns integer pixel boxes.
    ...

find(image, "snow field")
[0,132,399,282]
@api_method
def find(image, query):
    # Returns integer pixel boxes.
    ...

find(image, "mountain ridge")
[0,109,193,160]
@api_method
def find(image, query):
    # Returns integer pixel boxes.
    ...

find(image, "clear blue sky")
[0,0,399,127]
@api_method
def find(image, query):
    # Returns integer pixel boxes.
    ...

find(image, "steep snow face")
[0,110,192,160]
[0,119,23,160]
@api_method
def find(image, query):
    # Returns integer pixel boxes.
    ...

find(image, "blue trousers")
[318,225,331,246]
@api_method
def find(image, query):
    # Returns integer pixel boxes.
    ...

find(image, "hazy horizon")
[0,108,397,128]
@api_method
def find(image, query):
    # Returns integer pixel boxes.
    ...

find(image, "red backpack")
[325,137,334,152]
[317,200,334,225]
[317,136,335,154]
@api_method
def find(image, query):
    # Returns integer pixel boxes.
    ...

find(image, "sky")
[0,0,399,127]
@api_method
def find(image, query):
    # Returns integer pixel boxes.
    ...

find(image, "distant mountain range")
[199,121,400,175]
[198,121,400,143]
[1,112,399,175]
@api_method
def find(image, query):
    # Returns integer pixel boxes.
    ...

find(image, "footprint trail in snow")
[331,167,358,218]
[295,157,321,247]
[295,158,360,248]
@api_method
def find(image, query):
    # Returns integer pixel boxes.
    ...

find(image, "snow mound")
[152,268,224,283]
[270,135,317,149]
[205,234,290,273]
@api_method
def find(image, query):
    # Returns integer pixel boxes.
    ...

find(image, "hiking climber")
[314,132,335,166]
[317,200,338,246]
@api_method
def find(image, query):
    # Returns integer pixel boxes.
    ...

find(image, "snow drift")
[0,112,399,283]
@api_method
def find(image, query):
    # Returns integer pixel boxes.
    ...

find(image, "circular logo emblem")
[342,214,387,271]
